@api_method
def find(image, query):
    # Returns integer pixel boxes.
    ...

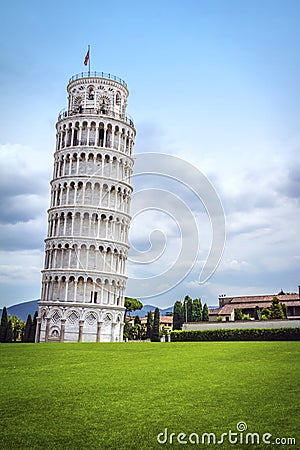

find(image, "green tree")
[5,320,12,343]
[192,298,202,322]
[183,296,193,322]
[21,326,25,342]
[261,307,270,320]
[234,308,243,321]
[282,303,288,319]
[123,321,134,340]
[173,301,183,330]
[23,314,33,343]
[29,311,38,343]
[134,323,143,340]
[269,297,285,319]
[134,315,141,326]
[146,311,153,339]
[151,307,160,342]
[202,303,209,321]
[124,297,143,318]
[0,307,8,343]
[10,316,25,342]
[261,298,287,320]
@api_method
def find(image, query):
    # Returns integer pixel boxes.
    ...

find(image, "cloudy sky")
[0,0,300,309]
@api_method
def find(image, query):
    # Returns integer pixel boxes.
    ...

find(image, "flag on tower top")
[84,49,89,66]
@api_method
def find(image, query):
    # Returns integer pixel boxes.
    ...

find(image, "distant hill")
[0,300,173,321]
[0,300,39,322]
[128,304,173,318]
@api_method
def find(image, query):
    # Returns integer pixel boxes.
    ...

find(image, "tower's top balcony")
[69,71,128,88]
[62,71,134,128]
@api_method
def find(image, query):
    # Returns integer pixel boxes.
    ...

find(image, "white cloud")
[0,249,43,284]
[0,144,50,305]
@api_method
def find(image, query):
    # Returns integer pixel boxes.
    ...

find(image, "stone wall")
[183,319,300,331]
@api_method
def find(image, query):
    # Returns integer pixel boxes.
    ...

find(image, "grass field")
[0,342,299,449]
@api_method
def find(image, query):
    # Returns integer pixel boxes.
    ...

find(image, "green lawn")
[0,342,299,449]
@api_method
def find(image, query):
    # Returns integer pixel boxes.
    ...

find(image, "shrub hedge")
[171,327,300,341]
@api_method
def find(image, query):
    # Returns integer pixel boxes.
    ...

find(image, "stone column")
[62,156,67,176]
[95,123,99,147]
[71,213,75,236]
[64,280,69,302]
[68,247,72,267]
[96,321,102,342]
[66,185,70,205]
[41,280,45,300]
[71,127,75,147]
[83,280,87,303]
[35,318,42,343]
[74,280,78,303]
[76,247,81,269]
[87,125,91,146]
[63,216,67,236]
[78,319,84,342]
[60,319,66,342]
[79,214,83,235]
[45,317,51,343]
[111,322,116,342]
[97,217,101,238]
[68,157,72,176]
[100,283,104,304]
[103,126,107,148]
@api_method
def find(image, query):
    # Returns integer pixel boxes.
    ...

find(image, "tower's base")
[36,303,125,343]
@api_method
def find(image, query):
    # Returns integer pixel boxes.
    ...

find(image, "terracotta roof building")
[140,315,173,332]
[209,288,300,322]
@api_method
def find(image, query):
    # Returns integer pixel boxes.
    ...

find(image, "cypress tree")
[123,321,133,340]
[183,296,193,322]
[134,315,141,326]
[21,325,25,342]
[146,311,153,339]
[0,307,8,343]
[202,303,209,321]
[173,301,183,330]
[5,320,12,343]
[192,298,202,322]
[29,311,38,343]
[13,321,18,342]
[23,314,32,343]
[282,303,288,319]
[11,316,22,342]
[151,307,160,342]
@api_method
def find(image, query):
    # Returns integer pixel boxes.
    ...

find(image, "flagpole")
[88,45,90,75]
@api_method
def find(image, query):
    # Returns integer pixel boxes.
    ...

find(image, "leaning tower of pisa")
[36,71,135,342]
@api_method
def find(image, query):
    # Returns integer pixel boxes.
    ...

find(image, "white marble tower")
[36,71,135,342]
